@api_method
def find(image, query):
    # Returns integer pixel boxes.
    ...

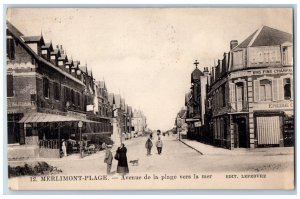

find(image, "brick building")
[6,21,112,158]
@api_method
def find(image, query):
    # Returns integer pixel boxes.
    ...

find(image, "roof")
[6,21,85,87]
[235,26,293,49]
[42,42,53,50]
[22,35,44,43]
[51,48,60,55]
[87,69,93,77]
[178,109,187,119]
[114,94,121,108]
[79,65,87,73]
[191,67,203,81]
[108,93,114,105]
[19,112,98,123]
[99,81,106,89]
[58,54,67,60]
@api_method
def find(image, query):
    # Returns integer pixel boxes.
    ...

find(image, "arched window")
[260,79,272,101]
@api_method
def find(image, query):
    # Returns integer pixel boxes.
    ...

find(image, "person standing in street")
[145,136,153,155]
[62,139,67,157]
[104,145,113,174]
[116,143,129,176]
[156,137,163,155]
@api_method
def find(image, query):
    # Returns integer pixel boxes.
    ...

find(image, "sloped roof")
[22,35,44,43]
[42,42,53,50]
[191,67,203,81]
[6,20,84,87]
[114,94,121,108]
[235,26,293,49]
[108,93,114,105]
[79,65,87,73]
[178,109,187,119]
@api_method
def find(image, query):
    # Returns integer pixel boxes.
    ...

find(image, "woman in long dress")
[116,143,129,175]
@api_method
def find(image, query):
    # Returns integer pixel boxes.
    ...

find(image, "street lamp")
[78,120,83,158]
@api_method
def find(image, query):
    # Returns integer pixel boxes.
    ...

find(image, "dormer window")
[51,55,56,60]
[42,49,47,55]
[58,60,64,66]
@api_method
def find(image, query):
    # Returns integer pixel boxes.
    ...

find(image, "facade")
[6,21,112,158]
[131,109,147,136]
[185,61,210,141]
[208,26,294,149]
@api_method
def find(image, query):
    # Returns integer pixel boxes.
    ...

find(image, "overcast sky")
[7,8,293,131]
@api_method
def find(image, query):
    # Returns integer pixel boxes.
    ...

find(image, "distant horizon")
[7,8,293,131]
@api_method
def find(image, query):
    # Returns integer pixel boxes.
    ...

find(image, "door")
[256,116,281,146]
[236,118,247,148]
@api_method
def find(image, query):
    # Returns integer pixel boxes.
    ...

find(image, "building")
[6,21,112,159]
[185,60,210,141]
[175,108,188,139]
[208,26,294,149]
[131,109,147,136]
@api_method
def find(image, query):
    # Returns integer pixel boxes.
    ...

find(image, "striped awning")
[18,112,98,123]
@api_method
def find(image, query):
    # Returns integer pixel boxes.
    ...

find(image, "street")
[9,134,294,176]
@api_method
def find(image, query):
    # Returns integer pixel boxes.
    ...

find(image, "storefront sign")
[252,68,293,75]
[268,102,294,109]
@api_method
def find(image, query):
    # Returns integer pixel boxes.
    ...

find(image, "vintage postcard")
[5,7,294,190]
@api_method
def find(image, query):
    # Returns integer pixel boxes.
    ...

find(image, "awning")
[18,112,99,123]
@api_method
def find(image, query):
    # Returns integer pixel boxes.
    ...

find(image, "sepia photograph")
[5,6,294,190]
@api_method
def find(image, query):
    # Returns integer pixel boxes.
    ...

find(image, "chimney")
[230,40,238,50]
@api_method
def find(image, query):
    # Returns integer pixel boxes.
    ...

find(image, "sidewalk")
[179,138,294,156]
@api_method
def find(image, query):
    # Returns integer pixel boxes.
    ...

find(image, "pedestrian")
[62,139,67,157]
[115,143,129,176]
[102,142,107,150]
[104,145,113,175]
[145,136,153,155]
[156,137,163,155]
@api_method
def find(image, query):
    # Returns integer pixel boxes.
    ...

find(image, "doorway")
[235,117,248,148]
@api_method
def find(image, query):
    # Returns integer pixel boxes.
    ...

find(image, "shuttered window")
[7,74,14,97]
[272,79,278,101]
[260,79,272,101]
[284,78,291,100]
[256,116,281,145]
[253,80,260,102]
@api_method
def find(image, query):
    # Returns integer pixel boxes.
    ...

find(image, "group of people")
[103,131,164,176]
[104,143,129,176]
[145,132,164,155]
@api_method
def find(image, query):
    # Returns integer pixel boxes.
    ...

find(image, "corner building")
[209,26,294,149]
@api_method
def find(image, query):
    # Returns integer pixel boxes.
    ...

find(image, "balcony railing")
[39,139,60,149]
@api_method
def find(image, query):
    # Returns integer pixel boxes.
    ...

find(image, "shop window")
[43,77,50,98]
[53,82,60,100]
[6,36,15,60]
[284,78,291,100]
[7,74,14,97]
[260,79,272,101]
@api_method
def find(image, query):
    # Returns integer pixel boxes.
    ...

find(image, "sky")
[7,8,293,131]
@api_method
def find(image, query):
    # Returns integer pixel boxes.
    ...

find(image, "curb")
[179,140,203,155]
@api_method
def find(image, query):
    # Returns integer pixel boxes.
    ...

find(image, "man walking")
[104,145,113,174]
[145,136,153,155]
[156,137,163,155]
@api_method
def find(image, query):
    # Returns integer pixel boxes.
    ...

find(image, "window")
[283,46,293,65]
[260,79,272,101]
[236,83,244,102]
[284,78,291,100]
[222,84,226,107]
[53,82,60,100]
[43,78,50,98]
[7,74,14,97]
[77,92,81,107]
[6,37,15,60]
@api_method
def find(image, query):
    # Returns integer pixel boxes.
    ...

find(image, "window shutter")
[291,78,294,99]
[278,78,284,101]
[229,83,235,102]
[272,79,278,101]
[253,80,259,102]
